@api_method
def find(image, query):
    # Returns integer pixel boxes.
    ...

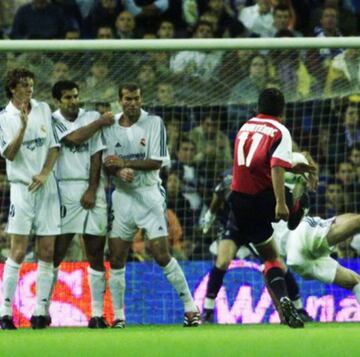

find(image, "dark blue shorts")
[223,188,293,246]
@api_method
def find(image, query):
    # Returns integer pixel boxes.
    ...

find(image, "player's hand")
[301,151,319,192]
[118,168,134,183]
[28,174,48,193]
[275,202,289,222]
[104,155,125,169]
[20,103,29,128]
[201,210,216,234]
[80,188,96,209]
[99,112,114,127]
[291,163,317,175]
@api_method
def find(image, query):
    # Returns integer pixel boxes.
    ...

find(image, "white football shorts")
[7,174,61,236]
[286,217,338,283]
[58,181,107,236]
[110,184,168,240]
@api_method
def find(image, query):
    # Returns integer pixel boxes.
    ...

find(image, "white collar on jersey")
[53,108,85,121]
[6,98,39,114]
[115,108,148,123]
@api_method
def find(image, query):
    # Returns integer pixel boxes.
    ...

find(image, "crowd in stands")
[0,0,360,261]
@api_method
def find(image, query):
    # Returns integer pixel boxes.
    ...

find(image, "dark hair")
[258,88,285,116]
[52,80,79,100]
[227,19,246,37]
[177,135,196,151]
[273,5,290,15]
[5,68,35,99]
[118,82,141,98]
[248,53,268,72]
[193,20,213,35]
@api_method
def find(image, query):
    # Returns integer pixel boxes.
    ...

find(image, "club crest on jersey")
[40,125,47,133]
[140,138,146,146]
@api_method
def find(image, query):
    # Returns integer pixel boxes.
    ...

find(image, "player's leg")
[1,183,33,329]
[203,239,238,323]
[83,234,107,328]
[29,235,55,329]
[333,265,360,303]
[284,269,313,322]
[0,234,28,330]
[31,176,60,329]
[300,253,360,304]
[148,236,200,327]
[108,238,131,328]
[256,237,304,328]
[53,234,75,268]
[42,234,75,325]
[326,213,360,247]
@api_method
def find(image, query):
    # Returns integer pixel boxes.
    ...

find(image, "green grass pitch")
[1,323,359,357]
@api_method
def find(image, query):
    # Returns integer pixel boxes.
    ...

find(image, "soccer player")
[0,68,60,329]
[273,213,360,304]
[227,88,315,328]
[51,80,114,328]
[201,170,313,324]
[102,83,200,328]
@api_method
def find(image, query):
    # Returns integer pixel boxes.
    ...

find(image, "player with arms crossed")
[103,83,199,328]
[227,88,315,328]
[50,80,114,328]
[0,68,60,329]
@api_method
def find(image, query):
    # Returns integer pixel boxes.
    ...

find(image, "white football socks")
[0,258,20,317]
[33,260,54,316]
[162,258,197,313]
[88,267,106,318]
[45,266,59,316]
[109,268,126,321]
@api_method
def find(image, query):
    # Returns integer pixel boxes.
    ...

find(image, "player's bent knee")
[11,248,27,264]
[38,249,54,263]
[88,255,105,271]
[263,260,284,275]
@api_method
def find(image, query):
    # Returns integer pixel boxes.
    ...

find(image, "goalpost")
[0,37,359,326]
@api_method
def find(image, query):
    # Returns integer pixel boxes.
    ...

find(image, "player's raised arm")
[1,100,29,162]
[52,81,114,147]
[64,112,114,146]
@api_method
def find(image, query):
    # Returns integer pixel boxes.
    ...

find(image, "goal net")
[0,38,359,326]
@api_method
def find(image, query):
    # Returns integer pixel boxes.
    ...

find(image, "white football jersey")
[0,99,59,184]
[102,109,170,189]
[52,109,105,181]
[272,216,335,258]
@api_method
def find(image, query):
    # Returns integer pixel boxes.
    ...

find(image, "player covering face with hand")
[0,68,60,330]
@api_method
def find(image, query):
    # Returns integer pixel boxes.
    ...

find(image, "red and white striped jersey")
[231,114,292,195]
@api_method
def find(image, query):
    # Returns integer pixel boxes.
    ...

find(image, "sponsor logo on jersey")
[65,142,89,153]
[122,153,146,160]
[22,138,46,151]
[140,138,146,146]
